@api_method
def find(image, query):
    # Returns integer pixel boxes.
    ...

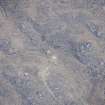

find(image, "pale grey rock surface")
[0,0,105,105]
